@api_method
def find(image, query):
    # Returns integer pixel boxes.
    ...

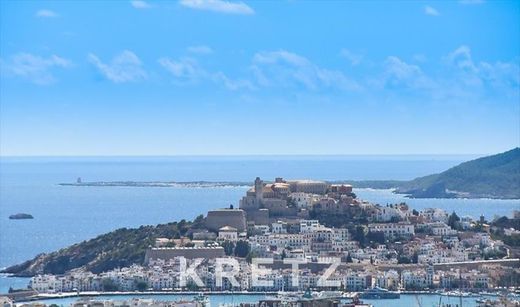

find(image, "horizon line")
[0,153,487,158]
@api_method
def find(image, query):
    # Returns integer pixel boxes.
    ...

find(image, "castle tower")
[254,177,264,203]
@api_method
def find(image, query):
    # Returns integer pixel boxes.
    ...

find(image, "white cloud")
[340,49,363,66]
[3,53,71,84]
[212,72,254,90]
[131,1,152,9]
[385,56,422,79]
[179,0,254,15]
[424,6,440,16]
[381,56,434,89]
[252,50,361,91]
[445,45,478,72]
[159,56,253,90]
[158,57,203,82]
[443,45,519,92]
[88,50,147,83]
[479,60,520,90]
[187,45,214,55]
[36,9,58,18]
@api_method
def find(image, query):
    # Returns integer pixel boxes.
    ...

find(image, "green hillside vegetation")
[1,215,205,277]
[395,148,520,199]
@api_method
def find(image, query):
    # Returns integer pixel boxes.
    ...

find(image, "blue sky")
[0,0,519,156]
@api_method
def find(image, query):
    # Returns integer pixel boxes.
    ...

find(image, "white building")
[300,220,321,233]
[290,192,317,209]
[428,222,457,236]
[218,226,238,242]
[271,221,288,234]
[368,223,415,239]
[420,208,449,223]
[344,272,371,291]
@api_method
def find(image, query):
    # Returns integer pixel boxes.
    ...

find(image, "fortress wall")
[206,209,247,232]
[144,247,225,264]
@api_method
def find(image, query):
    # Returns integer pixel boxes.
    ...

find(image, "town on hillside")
[27,177,520,295]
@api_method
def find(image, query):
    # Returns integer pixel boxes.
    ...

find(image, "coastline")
[11,291,276,302]
[58,180,520,200]
[10,289,510,303]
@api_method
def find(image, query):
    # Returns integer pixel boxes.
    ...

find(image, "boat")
[193,293,210,307]
[441,290,480,298]
[359,287,400,299]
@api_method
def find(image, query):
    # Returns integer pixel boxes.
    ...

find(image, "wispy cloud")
[212,72,254,90]
[445,45,477,72]
[252,50,361,91]
[424,6,440,16]
[179,0,254,15]
[340,49,363,66]
[131,1,152,9]
[369,46,519,101]
[158,57,203,83]
[382,56,433,89]
[36,9,59,18]
[159,56,253,90]
[88,50,147,83]
[2,53,71,85]
[443,45,519,94]
[187,45,214,55]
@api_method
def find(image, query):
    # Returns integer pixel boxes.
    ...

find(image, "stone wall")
[144,247,225,264]
[206,209,247,232]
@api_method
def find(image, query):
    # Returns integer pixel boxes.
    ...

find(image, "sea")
[7,293,505,307]
[1,156,519,303]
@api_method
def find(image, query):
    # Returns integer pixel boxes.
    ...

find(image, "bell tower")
[254,177,263,204]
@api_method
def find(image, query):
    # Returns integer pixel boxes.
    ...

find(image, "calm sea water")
[1,156,519,294]
[2,293,496,307]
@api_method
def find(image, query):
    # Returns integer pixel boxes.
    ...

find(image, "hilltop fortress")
[238,177,354,224]
[203,177,355,231]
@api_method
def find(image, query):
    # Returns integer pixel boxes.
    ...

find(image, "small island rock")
[9,213,34,220]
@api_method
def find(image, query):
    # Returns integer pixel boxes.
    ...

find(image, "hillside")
[1,216,204,277]
[395,148,520,199]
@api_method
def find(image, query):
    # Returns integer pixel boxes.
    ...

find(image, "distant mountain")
[395,148,520,199]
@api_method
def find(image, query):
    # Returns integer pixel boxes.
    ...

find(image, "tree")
[367,231,385,244]
[102,278,118,291]
[286,197,297,208]
[135,281,148,292]
[346,253,353,263]
[192,214,205,229]
[178,219,189,235]
[448,212,461,230]
[234,240,250,258]
[221,240,235,256]
[412,251,419,264]
[246,251,258,264]
[165,241,176,247]
[352,226,366,247]
[397,254,411,264]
